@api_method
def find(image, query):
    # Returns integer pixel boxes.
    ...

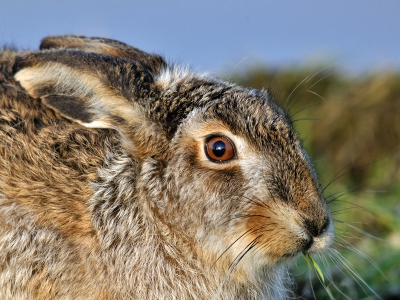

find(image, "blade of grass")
[304,253,335,300]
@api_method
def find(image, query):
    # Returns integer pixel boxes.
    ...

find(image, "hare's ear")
[14,50,169,160]
[40,35,166,75]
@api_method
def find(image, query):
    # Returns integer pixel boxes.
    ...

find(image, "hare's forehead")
[154,67,292,144]
[180,103,295,150]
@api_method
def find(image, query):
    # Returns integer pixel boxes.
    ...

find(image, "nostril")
[303,216,330,237]
[319,217,330,235]
[303,219,318,237]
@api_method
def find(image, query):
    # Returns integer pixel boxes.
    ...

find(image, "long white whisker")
[335,220,384,241]
[335,237,387,279]
[329,248,382,300]
[213,228,254,265]
[321,251,357,300]
[286,65,334,110]
[318,252,355,300]
[304,68,335,91]
[307,267,317,300]
[334,228,364,241]
[304,89,327,102]
[285,74,312,108]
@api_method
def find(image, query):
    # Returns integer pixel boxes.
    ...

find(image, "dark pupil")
[212,141,226,157]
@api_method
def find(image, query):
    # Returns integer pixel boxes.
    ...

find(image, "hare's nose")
[303,217,330,237]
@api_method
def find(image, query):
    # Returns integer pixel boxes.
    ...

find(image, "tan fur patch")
[243,201,304,262]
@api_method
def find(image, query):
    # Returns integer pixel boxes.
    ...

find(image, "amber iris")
[205,136,235,162]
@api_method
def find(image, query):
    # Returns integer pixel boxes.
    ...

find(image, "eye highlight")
[204,136,236,162]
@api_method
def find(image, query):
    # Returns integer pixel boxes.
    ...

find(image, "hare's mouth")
[286,219,335,259]
[229,218,335,268]
[265,230,334,265]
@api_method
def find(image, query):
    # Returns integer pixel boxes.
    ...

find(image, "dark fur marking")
[43,95,94,124]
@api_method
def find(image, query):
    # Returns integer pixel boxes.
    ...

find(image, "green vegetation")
[228,65,400,299]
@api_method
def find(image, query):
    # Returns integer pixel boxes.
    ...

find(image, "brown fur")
[0,36,334,299]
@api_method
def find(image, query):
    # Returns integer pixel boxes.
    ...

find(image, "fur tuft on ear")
[14,47,169,160]
[40,35,167,75]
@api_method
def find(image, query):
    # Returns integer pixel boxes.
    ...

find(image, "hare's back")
[0,50,116,298]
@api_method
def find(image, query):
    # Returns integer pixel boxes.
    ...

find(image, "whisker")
[229,235,262,272]
[335,237,387,279]
[222,214,271,225]
[286,65,333,110]
[330,207,364,215]
[325,186,363,203]
[304,68,335,91]
[226,56,250,81]
[328,248,382,300]
[304,89,327,102]
[321,252,356,300]
[308,267,317,300]
[315,253,343,300]
[287,67,335,113]
[334,219,384,241]
[291,118,321,124]
[241,194,272,210]
[289,103,321,118]
[325,189,349,201]
[310,257,338,300]
[285,74,312,108]
[213,228,254,265]
[322,164,356,193]
[323,156,388,193]
[330,199,381,218]
[334,227,364,241]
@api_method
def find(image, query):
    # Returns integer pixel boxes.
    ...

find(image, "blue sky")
[1,1,399,74]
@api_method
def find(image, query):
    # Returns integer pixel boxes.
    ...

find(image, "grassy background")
[228,66,400,299]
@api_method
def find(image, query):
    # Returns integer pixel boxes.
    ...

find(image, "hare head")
[2,35,334,299]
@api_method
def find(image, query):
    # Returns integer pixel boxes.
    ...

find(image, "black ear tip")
[12,53,37,76]
[12,56,25,75]
[39,38,54,51]
[39,35,83,51]
[39,35,66,50]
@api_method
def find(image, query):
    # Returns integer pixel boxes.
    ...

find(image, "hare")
[0,35,334,299]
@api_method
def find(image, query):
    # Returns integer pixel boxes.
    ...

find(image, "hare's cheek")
[166,155,246,231]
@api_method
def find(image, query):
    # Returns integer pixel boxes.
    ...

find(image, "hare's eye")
[205,136,236,162]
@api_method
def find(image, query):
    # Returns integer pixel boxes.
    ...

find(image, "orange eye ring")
[204,136,236,162]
